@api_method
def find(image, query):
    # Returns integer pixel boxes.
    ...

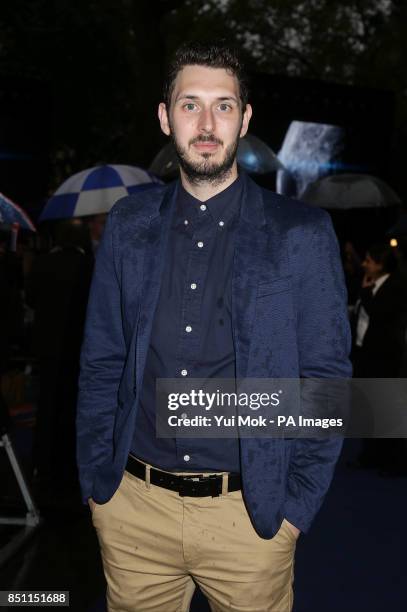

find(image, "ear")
[158,102,171,136]
[239,103,252,138]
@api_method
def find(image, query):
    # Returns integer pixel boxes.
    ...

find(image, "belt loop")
[221,473,229,496]
[145,464,151,489]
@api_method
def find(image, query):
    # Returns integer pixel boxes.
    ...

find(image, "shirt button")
[190,283,197,290]
[181,369,188,377]
[181,413,187,419]
[197,241,204,248]
[200,204,207,211]
[184,219,188,225]
[219,220,225,227]
[185,325,192,333]
[184,455,190,462]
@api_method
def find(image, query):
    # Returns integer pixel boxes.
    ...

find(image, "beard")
[170,125,241,186]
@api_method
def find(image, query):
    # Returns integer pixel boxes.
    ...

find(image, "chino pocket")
[89,498,103,527]
[281,518,298,544]
[123,469,148,492]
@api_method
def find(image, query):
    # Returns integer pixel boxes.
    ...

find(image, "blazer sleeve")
[284,211,352,533]
[76,209,127,502]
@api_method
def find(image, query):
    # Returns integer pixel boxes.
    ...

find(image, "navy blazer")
[77,173,351,538]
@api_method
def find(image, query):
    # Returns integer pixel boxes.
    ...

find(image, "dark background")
[1,3,406,610]
[0,0,406,225]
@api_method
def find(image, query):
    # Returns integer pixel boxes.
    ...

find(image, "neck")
[179,162,239,202]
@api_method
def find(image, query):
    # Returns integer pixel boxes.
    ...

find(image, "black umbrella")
[302,174,401,210]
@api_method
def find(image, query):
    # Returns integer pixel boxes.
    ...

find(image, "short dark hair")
[367,242,397,273]
[163,41,249,111]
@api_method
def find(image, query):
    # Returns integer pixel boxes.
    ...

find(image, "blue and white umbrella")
[40,164,162,221]
[0,192,36,231]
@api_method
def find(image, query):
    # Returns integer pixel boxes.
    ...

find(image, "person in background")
[352,241,407,475]
[352,242,407,378]
[87,213,107,254]
[27,219,93,497]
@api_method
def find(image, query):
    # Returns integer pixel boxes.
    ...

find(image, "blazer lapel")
[232,176,268,379]
[134,183,177,390]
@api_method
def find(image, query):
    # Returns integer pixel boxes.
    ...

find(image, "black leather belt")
[125,455,241,498]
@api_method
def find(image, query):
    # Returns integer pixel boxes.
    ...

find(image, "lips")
[193,142,219,152]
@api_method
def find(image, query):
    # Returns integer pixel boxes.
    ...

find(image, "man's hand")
[284,519,301,539]
[88,497,96,511]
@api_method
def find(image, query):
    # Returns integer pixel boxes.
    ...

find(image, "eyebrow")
[175,94,239,104]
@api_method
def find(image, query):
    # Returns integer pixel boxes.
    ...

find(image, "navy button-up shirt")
[131,174,243,472]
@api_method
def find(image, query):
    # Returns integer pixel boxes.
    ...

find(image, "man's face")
[362,253,384,280]
[158,65,252,184]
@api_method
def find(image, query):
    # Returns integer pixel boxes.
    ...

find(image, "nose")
[198,107,215,133]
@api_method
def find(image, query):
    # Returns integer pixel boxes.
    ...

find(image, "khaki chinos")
[91,461,297,612]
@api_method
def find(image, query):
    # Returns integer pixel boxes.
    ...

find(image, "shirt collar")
[175,173,243,227]
[372,273,390,295]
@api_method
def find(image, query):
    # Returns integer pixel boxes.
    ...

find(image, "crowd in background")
[1,212,407,507]
[0,215,105,502]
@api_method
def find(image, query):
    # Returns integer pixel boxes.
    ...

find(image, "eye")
[218,103,232,112]
[183,102,198,112]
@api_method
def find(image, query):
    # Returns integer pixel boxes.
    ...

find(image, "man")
[77,42,351,612]
[352,242,407,474]
[353,242,407,378]
[87,213,107,254]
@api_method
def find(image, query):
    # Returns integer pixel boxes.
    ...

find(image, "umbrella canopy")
[0,193,36,231]
[40,164,162,221]
[302,174,401,210]
[149,143,178,179]
[238,133,284,174]
[149,133,284,178]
